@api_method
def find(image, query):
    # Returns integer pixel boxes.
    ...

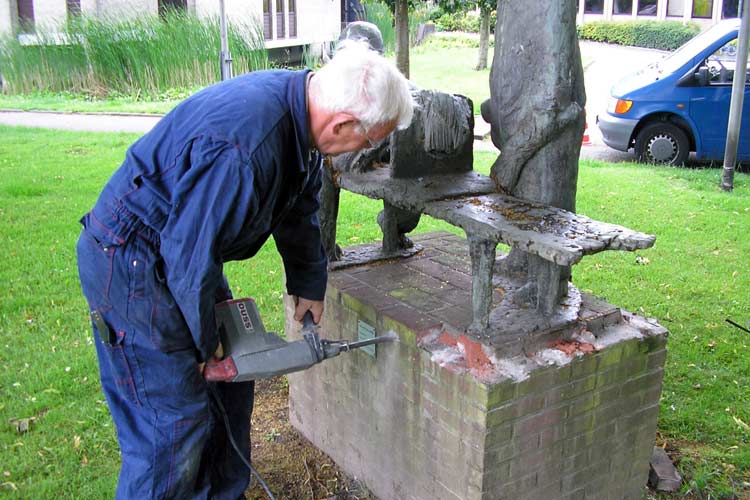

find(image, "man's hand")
[292,296,324,325]
[198,342,224,375]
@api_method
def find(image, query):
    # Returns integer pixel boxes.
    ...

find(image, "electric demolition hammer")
[203,297,395,382]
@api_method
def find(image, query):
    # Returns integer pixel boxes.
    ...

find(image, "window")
[263,0,272,40]
[288,0,297,38]
[667,0,685,17]
[705,39,747,85]
[692,0,714,18]
[613,0,633,14]
[584,0,604,13]
[17,0,34,32]
[722,0,740,18]
[67,0,81,19]
[276,0,285,39]
[637,0,657,15]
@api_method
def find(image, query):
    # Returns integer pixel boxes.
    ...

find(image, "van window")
[657,22,738,75]
[705,39,748,85]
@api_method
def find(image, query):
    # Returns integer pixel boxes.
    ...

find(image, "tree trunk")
[475,6,491,71]
[481,0,586,309]
[395,0,410,78]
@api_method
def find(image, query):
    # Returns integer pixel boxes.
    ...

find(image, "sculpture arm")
[490,102,583,193]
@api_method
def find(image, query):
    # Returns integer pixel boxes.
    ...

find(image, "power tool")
[203,297,395,382]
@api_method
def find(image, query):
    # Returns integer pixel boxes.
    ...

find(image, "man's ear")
[331,112,359,135]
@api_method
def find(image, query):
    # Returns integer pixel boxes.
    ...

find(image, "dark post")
[219,0,233,81]
[720,0,750,191]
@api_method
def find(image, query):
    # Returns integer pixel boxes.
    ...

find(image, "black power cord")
[207,384,276,500]
[726,318,750,334]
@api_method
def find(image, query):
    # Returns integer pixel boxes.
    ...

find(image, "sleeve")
[159,139,257,362]
[272,156,328,301]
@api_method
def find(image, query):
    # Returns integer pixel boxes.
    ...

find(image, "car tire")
[635,122,690,165]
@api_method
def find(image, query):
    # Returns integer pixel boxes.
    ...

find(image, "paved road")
[0,110,162,133]
[0,41,668,162]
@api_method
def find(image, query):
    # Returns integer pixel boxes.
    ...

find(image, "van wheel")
[635,122,690,165]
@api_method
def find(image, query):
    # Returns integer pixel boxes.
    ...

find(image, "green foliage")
[419,32,491,49]
[362,0,435,51]
[408,3,433,46]
[577,20,701,50]
[433,9,495,33]
[363,1,396,53]
[436,0,495,13]
[0,9,268,98]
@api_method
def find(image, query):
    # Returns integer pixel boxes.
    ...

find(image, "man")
[76,44,413,499]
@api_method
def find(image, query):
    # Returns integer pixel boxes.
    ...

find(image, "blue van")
[597,19,749,165]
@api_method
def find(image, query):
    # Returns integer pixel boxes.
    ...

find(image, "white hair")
[310,42,414,131]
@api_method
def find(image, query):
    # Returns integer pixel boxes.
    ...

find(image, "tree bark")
[475,5,491,71]
[395,0,410,78]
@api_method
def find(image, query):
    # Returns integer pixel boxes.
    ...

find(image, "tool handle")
[302,310,316,331]
[204,356,238,382]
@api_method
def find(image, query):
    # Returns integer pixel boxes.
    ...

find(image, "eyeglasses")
[357,123,388,150]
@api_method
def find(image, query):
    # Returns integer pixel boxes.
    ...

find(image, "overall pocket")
[127,235,194,352]
[91,312,142,407]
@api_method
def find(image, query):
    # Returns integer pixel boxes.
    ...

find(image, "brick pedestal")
[287,232,667,500]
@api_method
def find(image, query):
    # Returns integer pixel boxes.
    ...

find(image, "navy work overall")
[77,70,327,499]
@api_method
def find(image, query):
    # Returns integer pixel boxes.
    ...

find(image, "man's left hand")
[292,296,324,325]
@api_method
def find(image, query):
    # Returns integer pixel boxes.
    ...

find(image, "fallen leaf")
[73,435,81,449]
[733,416,749,430]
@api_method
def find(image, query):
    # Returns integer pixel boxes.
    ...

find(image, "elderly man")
[76,44,413,499]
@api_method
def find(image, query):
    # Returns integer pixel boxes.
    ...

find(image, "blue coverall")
[76,69,327,499]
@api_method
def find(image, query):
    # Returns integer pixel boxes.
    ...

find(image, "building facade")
[578,0,743,27]
[0,0,341,51]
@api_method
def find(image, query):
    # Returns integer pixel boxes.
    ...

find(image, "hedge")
[434,11,497,34]
[577,20,701,50]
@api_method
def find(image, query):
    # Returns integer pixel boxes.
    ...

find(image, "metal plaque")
[357,320,377,358]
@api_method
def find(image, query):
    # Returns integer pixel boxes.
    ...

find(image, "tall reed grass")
[363,1,395,53]
[0,9,268,98]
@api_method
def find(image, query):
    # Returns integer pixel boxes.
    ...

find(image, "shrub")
[577,20,701,50]
[417,33,494,50]
[434,11,495,34]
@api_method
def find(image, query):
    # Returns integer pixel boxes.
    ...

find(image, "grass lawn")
[0,126,748,498]
[0,92,182,115]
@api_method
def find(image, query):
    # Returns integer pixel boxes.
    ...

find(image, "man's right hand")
[292,296,324,325]
[198,342,224,375]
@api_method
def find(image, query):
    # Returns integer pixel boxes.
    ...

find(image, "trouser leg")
[207,381,255,500]
[92,318,215,500]
[80,228,255,499]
